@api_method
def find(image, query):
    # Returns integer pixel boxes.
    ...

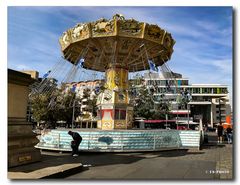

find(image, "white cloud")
[15,64,30,70]
[8,6,233,106]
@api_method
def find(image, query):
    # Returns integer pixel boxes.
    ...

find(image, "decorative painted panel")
[36,129,201,152]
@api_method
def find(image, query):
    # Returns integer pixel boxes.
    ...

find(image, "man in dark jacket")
[68,131,82,156]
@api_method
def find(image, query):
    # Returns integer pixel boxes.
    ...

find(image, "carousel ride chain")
[32,14,175,130]
[30,48,73,97]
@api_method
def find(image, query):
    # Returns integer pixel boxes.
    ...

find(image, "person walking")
[68,131,82,156]
[217,123,224,143]
[226,127,233,144]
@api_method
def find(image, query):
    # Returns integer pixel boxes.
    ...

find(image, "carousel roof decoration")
[59,14,175,72]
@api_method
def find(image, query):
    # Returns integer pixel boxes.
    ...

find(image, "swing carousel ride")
[59,13,174,130]
[34,14,201,152]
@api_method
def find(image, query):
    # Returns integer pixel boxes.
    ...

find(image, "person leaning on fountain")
[68,131,82,156]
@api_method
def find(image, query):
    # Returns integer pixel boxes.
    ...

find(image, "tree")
[30,84,82,128]
[178,89,192,109]
[130,80,171,120]
[131,84,155,119]
[54,88,80,128]
[30,92,58,129]
[153,94,172,120]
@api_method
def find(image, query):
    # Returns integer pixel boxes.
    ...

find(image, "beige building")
[22,70,39,80]
[211,97,231,124]
[8,69,40,168]
[65,80,102,127]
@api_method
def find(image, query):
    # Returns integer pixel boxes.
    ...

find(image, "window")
[202,88,211,94]
[159,87,165,93]
[114,109,120,120]
[188,88,192,94]
[114,109,126,120]
[120,110,126,120]
[213,88,217,94]
[222,88,228,94]
[102,110,112,119]
[177,80,181,86]
[210,88,213,94]
[161,80,166,86]
[156,80,161,85]
[181,80,188,85]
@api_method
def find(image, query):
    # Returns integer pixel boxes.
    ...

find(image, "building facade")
[64,80,103,127]
[144,72,231,128]
[57,71,231,129]
[8,69,41,167]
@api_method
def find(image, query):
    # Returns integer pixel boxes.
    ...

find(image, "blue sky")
[8,6,232,103]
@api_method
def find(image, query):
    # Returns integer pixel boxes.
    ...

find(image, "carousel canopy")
[59,14,175,72]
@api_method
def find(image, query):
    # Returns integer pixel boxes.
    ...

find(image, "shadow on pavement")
[128,149,205,158]
[156,150,204,157]
[202,143,226,149]
[8,151,146,173]
[8,140,225,175]
[75,152,147,167]
[8,154,76,173]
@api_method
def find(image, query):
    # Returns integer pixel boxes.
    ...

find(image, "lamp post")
[176,94,182,130]
[185,90,192,129]
[187,103,190,129]
[72,99,76,129]
[165,113,168,129]
[218,98,223,125]
[176,114,178,130]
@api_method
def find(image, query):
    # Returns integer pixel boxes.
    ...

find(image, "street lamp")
[72,99,76,129]
[218,98,224,125]
[187,103,190,129]
[219,99,221,125]
[176,94,182,130]
[71,99,81,129]
[183,90,192,129]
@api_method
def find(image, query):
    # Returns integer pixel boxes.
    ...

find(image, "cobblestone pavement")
[65,132,233,180]
[215,144,233,179]
[8,131,233,180]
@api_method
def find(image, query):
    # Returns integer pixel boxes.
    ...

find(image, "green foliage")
[31,93,51,122]
[131,84,171,120]
[132,85,154,119]
[30,86,82,128]
[177,89,192,109]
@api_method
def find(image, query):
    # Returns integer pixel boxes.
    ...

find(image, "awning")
[144,120,176,123]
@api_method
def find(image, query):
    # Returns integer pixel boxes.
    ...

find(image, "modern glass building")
[144,72,231,128]
[64,71,231,129]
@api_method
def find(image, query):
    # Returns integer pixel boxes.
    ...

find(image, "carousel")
[34,14,201,152]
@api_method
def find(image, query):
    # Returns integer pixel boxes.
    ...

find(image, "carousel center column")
[97,63,133,130]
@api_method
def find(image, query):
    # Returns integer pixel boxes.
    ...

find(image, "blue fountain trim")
[35,129,201,152]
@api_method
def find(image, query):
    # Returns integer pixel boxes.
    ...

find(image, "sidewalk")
[8,153,83,179]
[205,132,233,179]
[8,132,233,180]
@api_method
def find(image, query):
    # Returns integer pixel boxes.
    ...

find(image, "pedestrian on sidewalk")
[217,123,223,143]
[226,127,233,144]
[68,131,82,156]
